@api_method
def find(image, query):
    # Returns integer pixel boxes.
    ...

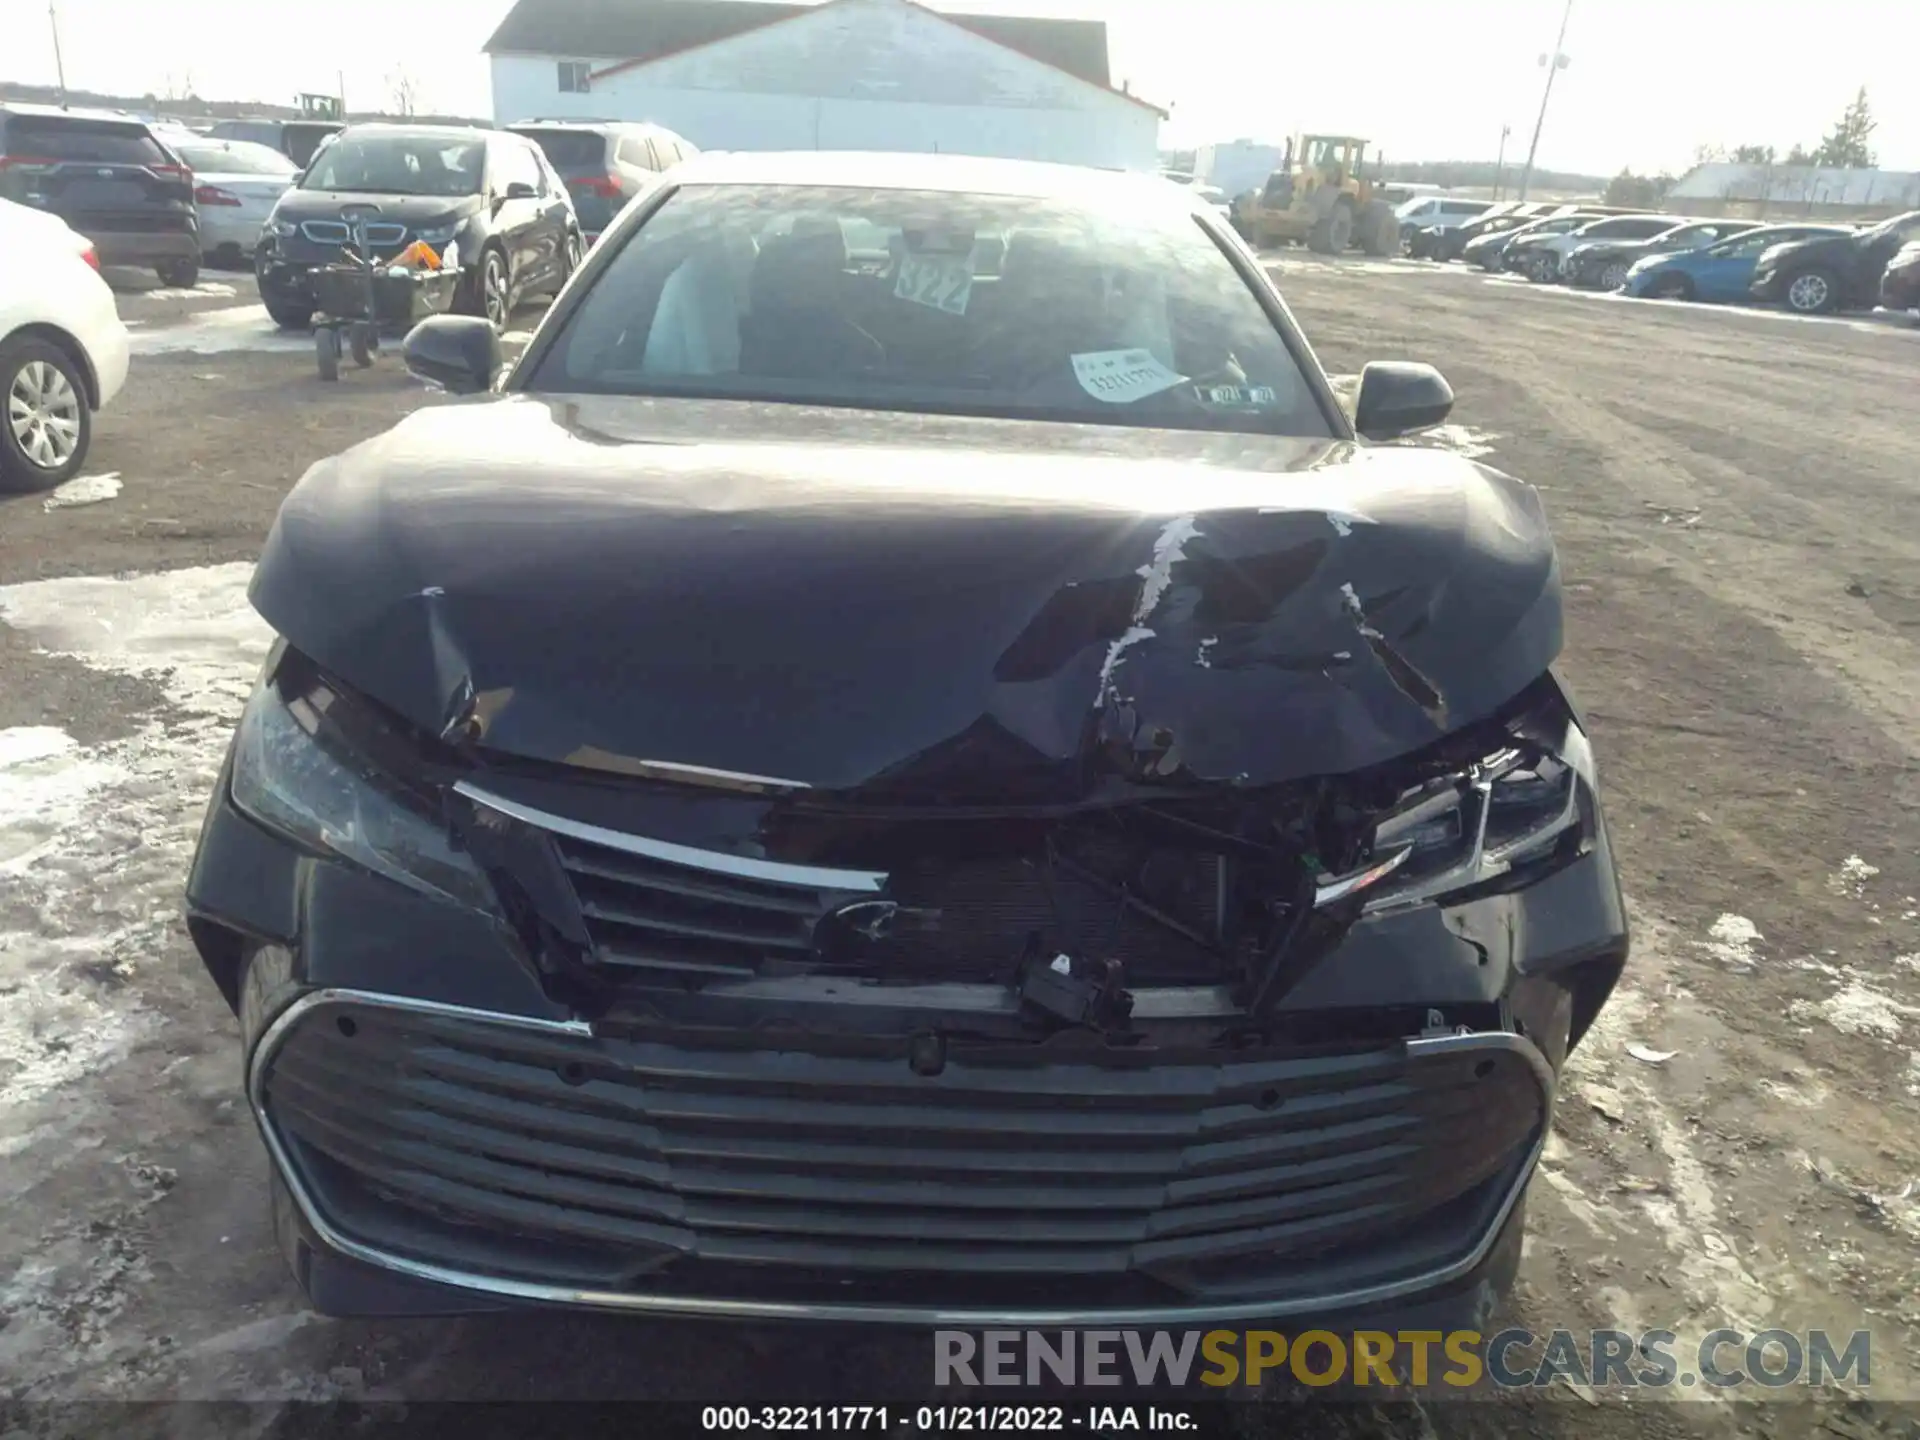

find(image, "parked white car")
[0,198,130,490]
[1508,213,1678,282]
[168,137,300,266]
[1395,195,1493,232]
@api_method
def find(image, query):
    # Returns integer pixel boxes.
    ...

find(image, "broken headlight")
[1317,703,1587,917]
[229,668,496,914]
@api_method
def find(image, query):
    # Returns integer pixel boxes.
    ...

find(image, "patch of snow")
[142,281,239,301]
[1695,913,1762,970]
[0,565,267,1123]
[42,472,122,511]
[1790,982,1920,1040]
[127,305,311,356]
[1907,1053,1920,1099]
[1828,854,1880,898]
[1415,424,1501,459]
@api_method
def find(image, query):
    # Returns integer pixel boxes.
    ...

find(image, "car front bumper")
[1748,268,1786,301]
[188,726,1630,1326]
[1882,268,1920,311]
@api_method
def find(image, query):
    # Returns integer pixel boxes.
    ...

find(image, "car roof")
[509,118,667,132]
[0,101,155,126]
[334,123,493,143]
[663,150,1198,208]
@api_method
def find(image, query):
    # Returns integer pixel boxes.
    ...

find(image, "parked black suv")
[1749,209,1920,315]
[205,119,346,168]
[255,124,581,331]
[505,119,697,242]
[0,102,199,285]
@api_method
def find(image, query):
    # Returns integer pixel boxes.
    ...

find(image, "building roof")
[1670,162,1920,208]
[484,0,1112,88]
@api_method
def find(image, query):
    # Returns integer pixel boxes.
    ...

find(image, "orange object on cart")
[395,240,442,270]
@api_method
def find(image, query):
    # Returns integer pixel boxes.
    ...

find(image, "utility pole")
[48,0,70,104]
[1517,0,1574,201]
[1493,124,1512,199]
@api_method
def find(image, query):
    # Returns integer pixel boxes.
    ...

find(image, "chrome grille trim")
[454,780,886,892]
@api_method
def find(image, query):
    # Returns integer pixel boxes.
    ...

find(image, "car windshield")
[177,141,297,177]
[530,183,1332,438]
[301,134,484,196]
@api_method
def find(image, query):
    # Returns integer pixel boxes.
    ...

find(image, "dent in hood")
[249,397,1562,798]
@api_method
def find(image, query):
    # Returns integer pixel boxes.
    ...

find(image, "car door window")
[495,141,542,195]
[618,137,656,171]
[1712,233,1775,259]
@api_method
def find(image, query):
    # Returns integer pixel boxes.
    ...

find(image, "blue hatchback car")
[1623,223,1854,302]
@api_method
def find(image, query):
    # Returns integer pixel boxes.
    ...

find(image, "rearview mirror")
[402,315,501,395]
[1352,361,1454,440]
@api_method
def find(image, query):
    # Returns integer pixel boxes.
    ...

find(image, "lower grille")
[256,995,1549,1313]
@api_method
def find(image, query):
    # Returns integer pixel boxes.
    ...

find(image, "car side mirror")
[504,181,538,201]
[402,315,501,395]
[1352,361,1454,440]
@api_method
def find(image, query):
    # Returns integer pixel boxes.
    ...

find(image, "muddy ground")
[2,261,1918,1439]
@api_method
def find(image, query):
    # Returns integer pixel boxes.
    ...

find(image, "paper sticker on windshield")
[1071,349,1188,404]
[1195,383,1279,408]
[894,251,974,315]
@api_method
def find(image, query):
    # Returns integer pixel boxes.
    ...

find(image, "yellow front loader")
[1230,134,1401,257]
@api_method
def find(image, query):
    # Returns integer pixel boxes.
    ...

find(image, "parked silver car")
[170,138,300,266]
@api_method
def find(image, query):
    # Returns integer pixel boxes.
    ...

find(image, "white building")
[484,0,1165,172]
[1667,163,1920,221]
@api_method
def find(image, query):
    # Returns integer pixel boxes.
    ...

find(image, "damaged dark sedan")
[186,151,1628,1329]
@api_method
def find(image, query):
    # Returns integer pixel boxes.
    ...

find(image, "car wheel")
[1600,260,1631,291]
[0,337,92,493]
[264,298,313,331]
[157,258,199,289]
[563,231,584,280]
[479,249,510,330]
[1529,251,1558,282]
[1784,268,1838,315]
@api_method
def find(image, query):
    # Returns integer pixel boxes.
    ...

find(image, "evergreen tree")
[1812,88,1876,168]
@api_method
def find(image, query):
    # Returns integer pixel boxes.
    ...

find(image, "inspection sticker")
[1071,349,1188,404]
[894,251,975,315]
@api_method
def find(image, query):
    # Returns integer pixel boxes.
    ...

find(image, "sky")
[2,0,1914,177]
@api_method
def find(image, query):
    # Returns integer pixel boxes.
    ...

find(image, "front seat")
[739,230,880,378]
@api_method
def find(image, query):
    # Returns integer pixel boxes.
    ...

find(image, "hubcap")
[1603,263,1628,289]
[7,360,81,470]
[484,258,507,326]
[1789,274,1829,311]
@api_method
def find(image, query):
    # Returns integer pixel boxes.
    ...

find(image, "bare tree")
[386,68,420,118]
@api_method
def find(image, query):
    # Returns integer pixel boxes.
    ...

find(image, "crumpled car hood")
[250,396,1561,796]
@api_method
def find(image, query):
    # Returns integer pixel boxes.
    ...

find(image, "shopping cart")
[310,204,462,381]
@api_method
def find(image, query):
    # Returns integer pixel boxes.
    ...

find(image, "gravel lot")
[3,257,1918,1438]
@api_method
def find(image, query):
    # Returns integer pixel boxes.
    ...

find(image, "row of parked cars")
[1401,194,1920,318]
[0,101,700,291]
